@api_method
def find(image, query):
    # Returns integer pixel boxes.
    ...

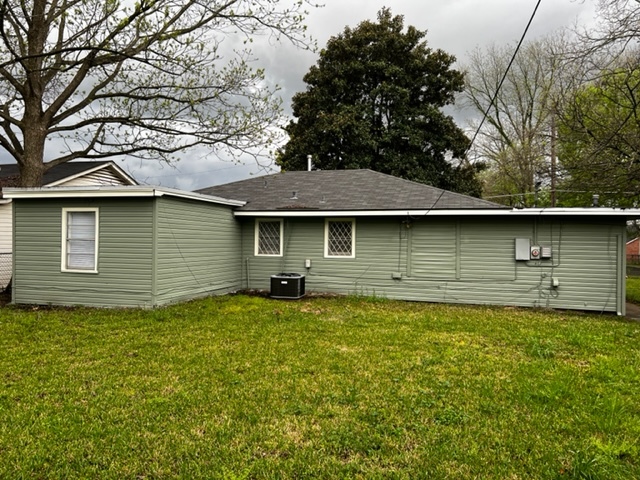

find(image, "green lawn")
[1,295,639,479]
[627,276,640,304]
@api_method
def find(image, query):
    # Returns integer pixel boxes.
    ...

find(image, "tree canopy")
[0,0,313,186]
[276,8,482,196]
[558,60,640,206]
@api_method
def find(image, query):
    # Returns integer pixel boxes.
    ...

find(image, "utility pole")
[550,108,557,207]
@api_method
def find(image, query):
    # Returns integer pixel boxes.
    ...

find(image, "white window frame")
[255,218,283,257]
[324,218,356,258]
[61,207,99,273]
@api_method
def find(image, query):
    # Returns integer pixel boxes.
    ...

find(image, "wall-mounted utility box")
[270,273,305,299]
[541,246,552,259]
[530,245,541,260]
[515,238,531,261]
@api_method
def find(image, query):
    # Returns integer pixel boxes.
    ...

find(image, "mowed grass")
[1,295,639,479]
[627,276,640,304]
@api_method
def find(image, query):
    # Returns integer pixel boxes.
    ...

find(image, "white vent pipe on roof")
[307,154,313,172]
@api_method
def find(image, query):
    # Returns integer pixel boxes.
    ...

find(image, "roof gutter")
[233,207,640,219]
[2,186,246,207]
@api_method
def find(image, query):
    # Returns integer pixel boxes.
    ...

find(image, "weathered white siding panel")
[0,202,12,289]
[56,168,131,186]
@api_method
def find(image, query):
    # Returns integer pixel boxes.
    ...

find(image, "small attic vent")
[290,191,298,200]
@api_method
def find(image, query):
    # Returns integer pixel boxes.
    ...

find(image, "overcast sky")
[3,0,600,190]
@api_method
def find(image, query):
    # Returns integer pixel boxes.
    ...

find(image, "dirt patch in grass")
[0,288,9,307]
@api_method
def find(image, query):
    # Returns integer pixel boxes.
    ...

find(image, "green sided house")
[4,170,638,314]
[0,161,138,292]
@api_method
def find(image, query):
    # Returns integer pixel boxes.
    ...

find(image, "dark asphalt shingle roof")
[196,169,507,211]
[0,161,114,185]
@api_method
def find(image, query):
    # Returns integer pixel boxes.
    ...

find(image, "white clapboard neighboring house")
[0,161,137,291]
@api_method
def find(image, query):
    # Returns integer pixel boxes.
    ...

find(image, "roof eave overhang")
[2,186,246,207]
[234,207,640,218]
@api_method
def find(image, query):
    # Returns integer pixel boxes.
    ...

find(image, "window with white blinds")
[62,208,98,272]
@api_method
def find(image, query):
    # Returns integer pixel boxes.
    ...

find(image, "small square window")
[325,219,355,258]
[255,219,283,256]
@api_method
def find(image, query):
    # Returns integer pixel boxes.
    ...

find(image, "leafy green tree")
[463,36,576,207]
[0,0,313,186]
[558,60,640,207]
[277,8,482,196]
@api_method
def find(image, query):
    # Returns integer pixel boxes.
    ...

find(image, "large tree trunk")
[19,157,46,187]
[19,0,47,188]
[20,121,47,187]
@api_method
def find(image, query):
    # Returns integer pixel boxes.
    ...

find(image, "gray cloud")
[2,0,598,190]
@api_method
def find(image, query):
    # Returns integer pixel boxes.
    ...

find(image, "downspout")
[11,200,15,304]
[406,224,412,278]
[619,231,626,316]
[455,219,461,280]
[151,196,158,307]
[246,257,251,290]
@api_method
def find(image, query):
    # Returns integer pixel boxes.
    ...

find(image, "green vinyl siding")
[459,220,533,281]
[241,216,625,314]
[154,197,241,305]
[411,220,457,279]
[10,196,627,314]
[13,198,154,307]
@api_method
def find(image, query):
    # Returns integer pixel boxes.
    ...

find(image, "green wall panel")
[13,198,154,307]
[154,197,242,305]
[241,216,625,314]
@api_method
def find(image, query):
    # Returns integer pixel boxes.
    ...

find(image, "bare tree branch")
[0,0,318,186]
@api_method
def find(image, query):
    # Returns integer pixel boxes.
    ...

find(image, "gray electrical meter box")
[515,238,531,261]
[530,245,541,260]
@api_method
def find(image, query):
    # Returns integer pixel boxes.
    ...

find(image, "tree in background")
[580,0,640,55]
[277,8,482,196]
[558,58,640,207]
[555,0,640,206]
[463,37,571,206]
[0,0,314,186]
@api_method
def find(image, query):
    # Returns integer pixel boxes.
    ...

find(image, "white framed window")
[61,208,99,273]
[324,218,355,258]
[255,219,283,256]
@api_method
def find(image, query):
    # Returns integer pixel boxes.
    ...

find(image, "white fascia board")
[104,162,139,185]
[0,198,11,204]
[234,207,640,218]
[153,187,246,206]
[2,186,246,207]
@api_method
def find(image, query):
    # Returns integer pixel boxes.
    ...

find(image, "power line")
[464,0,543,158]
